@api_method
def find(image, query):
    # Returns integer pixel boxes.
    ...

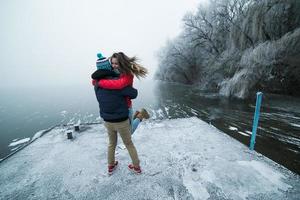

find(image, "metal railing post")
[250,92,263,150]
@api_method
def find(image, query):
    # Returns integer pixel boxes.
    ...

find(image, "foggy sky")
[0,0,207,88]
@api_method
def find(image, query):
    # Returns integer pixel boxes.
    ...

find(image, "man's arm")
[121,86,138,99]
[91,69,119,79]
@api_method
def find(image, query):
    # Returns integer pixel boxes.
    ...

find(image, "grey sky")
[0,0,207,88]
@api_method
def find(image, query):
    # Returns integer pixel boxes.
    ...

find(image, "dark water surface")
[0,80,299,174]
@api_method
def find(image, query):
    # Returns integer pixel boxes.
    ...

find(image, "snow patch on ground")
[238,160,291,191]
[0,117,299,200]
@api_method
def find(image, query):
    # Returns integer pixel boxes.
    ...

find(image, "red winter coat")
[92,73,134,107]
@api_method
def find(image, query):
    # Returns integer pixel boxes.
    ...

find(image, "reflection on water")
[0,80,299,175]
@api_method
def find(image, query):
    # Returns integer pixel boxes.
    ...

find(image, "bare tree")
[183,7,221,55]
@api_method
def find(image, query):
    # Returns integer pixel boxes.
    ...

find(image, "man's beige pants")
[104,119,140,166]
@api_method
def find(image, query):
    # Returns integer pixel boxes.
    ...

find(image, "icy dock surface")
[0,117,299,200]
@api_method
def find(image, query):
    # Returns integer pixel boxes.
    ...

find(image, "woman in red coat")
[93,52,150,134]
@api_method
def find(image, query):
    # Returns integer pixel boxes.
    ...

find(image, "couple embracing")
[92,52,149,175]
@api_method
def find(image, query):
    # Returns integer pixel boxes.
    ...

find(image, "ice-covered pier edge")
[0,117,299,200]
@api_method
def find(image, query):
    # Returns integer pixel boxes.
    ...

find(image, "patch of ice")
[288,148,299,154]
[290,123,300,128]
[150,109,157,119]
[11,146,20,151]
[60,110,68,115]
[238,131,250,137]
[67,117,75,125]
[270,127,280,131]
[157,108,164,118]
[31,130,46,141]
[84,114,94,118]
[190,108,198,116]
[229,126,238,131]
[75,119,81,126]
[8,138,30,147]
[164,106,169,116]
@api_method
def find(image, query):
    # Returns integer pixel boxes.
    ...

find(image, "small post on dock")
[74,119,81,132]
[67,131,73,139]
[250,92,263,150]
[74,125,80,132]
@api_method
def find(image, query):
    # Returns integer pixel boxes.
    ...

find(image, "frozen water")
[8,138,30,147]
[0,117,299,200]
[75,119,81,126]
[31,130,46,142]
[290,123,300,128]
[229,126,238,131]
[238,131,249,137]
[60,110,68,116]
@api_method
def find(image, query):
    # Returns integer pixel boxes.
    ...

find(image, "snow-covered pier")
[0,117,299,199]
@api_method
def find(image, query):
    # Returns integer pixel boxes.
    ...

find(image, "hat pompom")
[97,53,104,59]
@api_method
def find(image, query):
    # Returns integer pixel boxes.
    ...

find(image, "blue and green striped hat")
[96,53,112,70]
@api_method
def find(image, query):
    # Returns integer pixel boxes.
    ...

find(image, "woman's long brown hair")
[111,52,148,79]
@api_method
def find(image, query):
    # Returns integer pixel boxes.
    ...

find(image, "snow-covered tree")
[155,0,300,98]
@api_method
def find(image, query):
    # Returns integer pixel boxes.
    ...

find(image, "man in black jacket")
[94,85,142,175]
